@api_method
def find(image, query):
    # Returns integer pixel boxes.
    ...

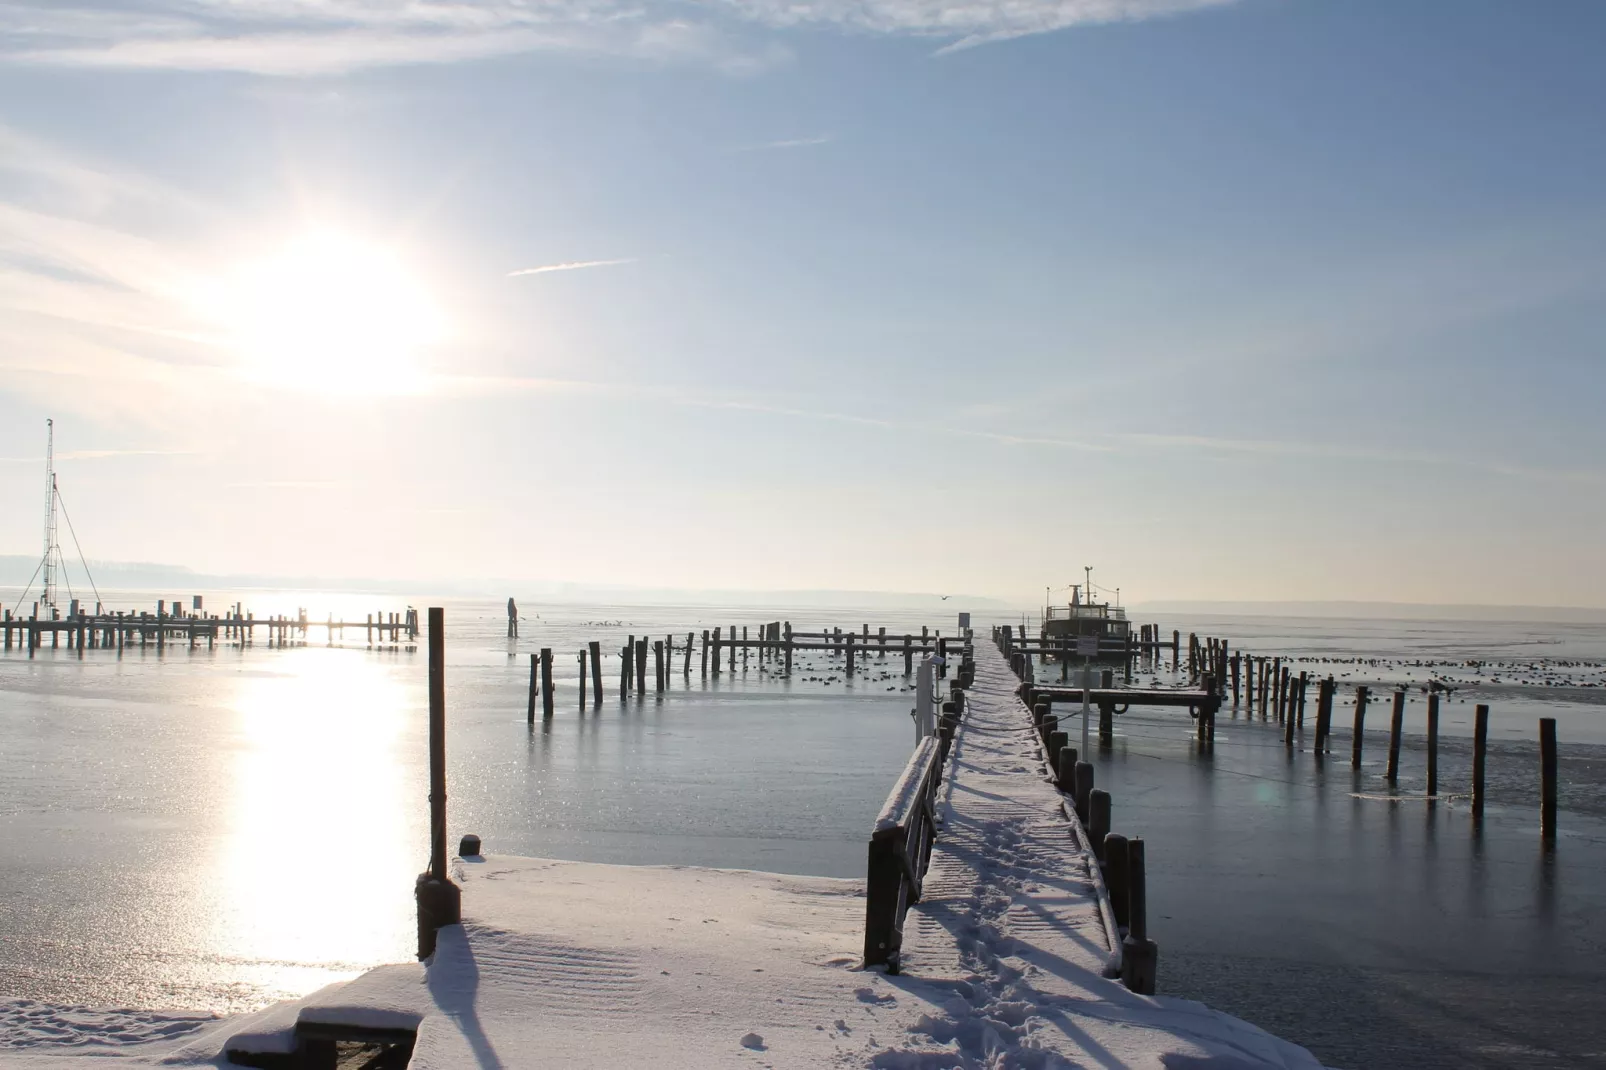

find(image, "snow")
[0,640,1328,1068]
[874,736,937,833]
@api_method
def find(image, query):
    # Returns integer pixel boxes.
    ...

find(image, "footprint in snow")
[740,1032,767,1050]
[855,986,896,1005]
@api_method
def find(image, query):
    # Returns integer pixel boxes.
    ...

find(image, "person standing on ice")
[507,597,518,639]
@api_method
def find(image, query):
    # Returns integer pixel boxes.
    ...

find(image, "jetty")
[165,612,1322,1070]
[0,601,417,654]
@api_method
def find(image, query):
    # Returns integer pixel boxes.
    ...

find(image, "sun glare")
[224,231,444,395]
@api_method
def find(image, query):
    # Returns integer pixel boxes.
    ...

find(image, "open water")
[0,592,1603,1068]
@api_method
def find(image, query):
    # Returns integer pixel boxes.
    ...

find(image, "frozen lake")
[1,593,1603,1067]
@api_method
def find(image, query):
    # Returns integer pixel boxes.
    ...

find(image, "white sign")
[1076,637,1099,657]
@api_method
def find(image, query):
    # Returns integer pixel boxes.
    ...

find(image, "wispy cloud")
[747,135,832,151]
[0,1,1242,75]
[507,258,637,278]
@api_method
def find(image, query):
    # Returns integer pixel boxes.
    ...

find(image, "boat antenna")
[41,419,58,616]
[1084,565,1092,605]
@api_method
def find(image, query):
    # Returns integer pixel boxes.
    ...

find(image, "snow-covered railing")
[862,734,944,972]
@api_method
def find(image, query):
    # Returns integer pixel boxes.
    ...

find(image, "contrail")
[507,258,636,277]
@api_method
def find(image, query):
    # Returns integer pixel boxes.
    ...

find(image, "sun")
[224,230,444,395]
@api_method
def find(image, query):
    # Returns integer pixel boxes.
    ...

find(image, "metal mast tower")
[40,418,59,616]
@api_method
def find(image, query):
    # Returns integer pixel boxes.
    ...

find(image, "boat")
[1040,579,1129,661]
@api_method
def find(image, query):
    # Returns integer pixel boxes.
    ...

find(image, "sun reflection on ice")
[214,650,420,1000]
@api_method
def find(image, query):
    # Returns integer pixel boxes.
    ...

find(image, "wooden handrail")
[863,735,944,971]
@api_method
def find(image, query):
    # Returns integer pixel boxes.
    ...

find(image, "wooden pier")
[0,602,418,655]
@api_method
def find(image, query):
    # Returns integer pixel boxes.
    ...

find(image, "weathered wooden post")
[1230,651,1241,707]
[1313,677,1334,753]
[415,607,460,960]
[784,622,793,674]
[846,633,856,675]
[903,635,913,675]
[1244,655,1254,716]
[1540,718,1557,846]
[1104,833,1130,930]
[729,625,736,672]
[684,632,694,676]
[1120,839,1157,995]
[1098,701,1115,747]
[710,627,720,676]
[526,653,538,724]
[1471,703,1488,819]
[636,639,648,694]
[541,647,555,719]
[1352,686,1369,769]
[653,640,664,694]
[589,641,603,703]
[1387,689,1405,783]
[1088,790,1111,859]
[1171,629,1180,669]
[1426,692,1440,799]
[1073,761,1094,824]
[577,648,588,707]
[1056,746,1079,792]
[622,637,634,694]
[1295,671,1308,727]
[702,630,710,678]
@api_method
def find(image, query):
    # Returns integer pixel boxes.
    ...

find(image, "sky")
[0,0,1603,607]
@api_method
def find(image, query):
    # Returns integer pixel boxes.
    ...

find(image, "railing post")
[416,607,460,959]
[1120,838,1158,995]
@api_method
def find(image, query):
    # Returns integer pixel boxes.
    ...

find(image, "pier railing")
[862,734,944,971]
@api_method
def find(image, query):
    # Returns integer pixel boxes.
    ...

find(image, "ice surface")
[0,639,1327,1067]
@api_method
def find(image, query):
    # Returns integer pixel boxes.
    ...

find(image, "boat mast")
[41,419,59,616]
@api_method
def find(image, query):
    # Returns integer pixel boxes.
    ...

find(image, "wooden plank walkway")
[899,637,1122,987]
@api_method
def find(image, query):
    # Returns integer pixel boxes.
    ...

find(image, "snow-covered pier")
[4,618,1325,1068]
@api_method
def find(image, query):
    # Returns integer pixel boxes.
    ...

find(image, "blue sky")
[0,0,1602,605]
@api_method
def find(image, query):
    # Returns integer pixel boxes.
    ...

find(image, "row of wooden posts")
[1151,628,1563,846]
[522,623,959,719]
[0,602,416,655]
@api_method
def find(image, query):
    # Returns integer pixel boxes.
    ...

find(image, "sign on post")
[1076,636,1099,657]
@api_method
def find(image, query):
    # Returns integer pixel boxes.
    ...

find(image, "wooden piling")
[1471,704,1488,819]
[623,635,634,693]
[1230,651,1241,707]
[1313,677,1334,753]
[903,635,912,675]
[589,641,603,703]
[1426,692,1440,799]
[527,654,539,724]
[684,632,694,676]
[578,648,588,708]
[541,648,555,719]
[1387,689,1405,784]
[1088,790,1111,859]
[783,623,793,674]
[710,627,720,676]
[1351,686,1369,769]
[846,633,856,675]
[1104,833,1130,930]
[653,640,664,694]
[637,639,648,694]
[1540,717,1557,846]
